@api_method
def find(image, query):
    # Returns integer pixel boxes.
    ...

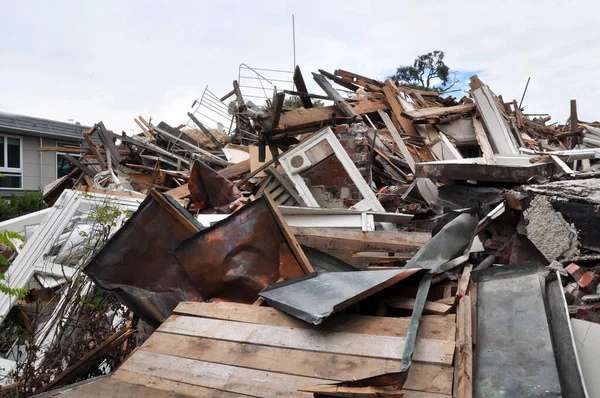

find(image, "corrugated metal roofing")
[0,111,91,142]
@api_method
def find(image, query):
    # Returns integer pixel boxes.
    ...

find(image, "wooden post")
[570,99,578,149]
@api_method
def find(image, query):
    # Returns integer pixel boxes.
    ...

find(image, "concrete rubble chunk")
[524,195,579,262]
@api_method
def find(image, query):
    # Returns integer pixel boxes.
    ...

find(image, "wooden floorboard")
[173,301,456,340]
[117,350,327,397]
[112,369,253,397]
[159,315,455,365]
[141,332,452,394]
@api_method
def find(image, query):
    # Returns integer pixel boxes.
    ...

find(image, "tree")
[283,96,324,109]
[391,50,456,92]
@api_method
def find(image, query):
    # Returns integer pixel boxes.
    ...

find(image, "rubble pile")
[1,66,600,397]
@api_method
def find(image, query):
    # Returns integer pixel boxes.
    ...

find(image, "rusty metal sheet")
[188,160,241,213]
[84,194,203,327]
[172,198,308,303]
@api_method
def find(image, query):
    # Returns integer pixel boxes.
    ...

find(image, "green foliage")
[0,191,46,221]
[392,50,456,92]
[0,230,28,299]
[284,95,324,109]
[0,273,28,299]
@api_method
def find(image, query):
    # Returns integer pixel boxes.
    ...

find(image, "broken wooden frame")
[278,127,392,214]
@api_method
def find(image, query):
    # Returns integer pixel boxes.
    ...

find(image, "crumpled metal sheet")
[259,269,421,324]
[84,195,203,327]
[405,212,479,273]
[172,197,308,303]
[188,160,241,213]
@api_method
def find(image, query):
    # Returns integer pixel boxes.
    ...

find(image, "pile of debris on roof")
[1,66,600,397]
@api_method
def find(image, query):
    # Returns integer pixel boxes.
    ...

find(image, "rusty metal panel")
[188,160,241,213]
[84,195,203,327]
[172,198,308,303]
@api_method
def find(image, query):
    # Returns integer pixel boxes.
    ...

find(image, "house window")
[0,135,22,189]
[56,142,81,179]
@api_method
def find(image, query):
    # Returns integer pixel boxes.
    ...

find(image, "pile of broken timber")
[18,64,600,398]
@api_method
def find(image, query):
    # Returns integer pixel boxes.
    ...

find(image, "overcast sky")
[1,1,598,133]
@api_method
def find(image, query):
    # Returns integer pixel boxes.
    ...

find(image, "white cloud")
[1,0,599,133]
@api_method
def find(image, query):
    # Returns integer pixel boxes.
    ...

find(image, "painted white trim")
[0,189,143,323]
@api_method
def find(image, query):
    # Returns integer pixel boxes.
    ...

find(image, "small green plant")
[0,230,28,299]
[0,191,46,221]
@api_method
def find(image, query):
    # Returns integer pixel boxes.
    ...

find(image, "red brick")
[335,124,349,133]
[566,263,584,278]
[578,271,599,293]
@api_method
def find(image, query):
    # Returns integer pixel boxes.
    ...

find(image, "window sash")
[0,134,22,172]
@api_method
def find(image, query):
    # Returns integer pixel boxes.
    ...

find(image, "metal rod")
[518,77,531,109]
[239,66,293,74]
[292,14,296,77]
[239,76,293,84]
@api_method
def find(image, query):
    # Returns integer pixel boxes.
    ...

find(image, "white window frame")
[0,133,24,190]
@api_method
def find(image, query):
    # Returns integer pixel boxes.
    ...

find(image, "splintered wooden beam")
[472,116,497,165]
[187,112,222,149]
[318,69,360,92]
[292,66,313,108]
[97,122,123,167]
[312,73,360,120]
[382,79,419,138]
[264,191,314,274]
[83,131,107,170]
[64,154,97,178]
[334,69,384,88]
[402,103,476,121]
[269,92,286,131]
[220,89,235,102]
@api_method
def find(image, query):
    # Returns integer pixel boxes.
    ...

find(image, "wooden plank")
[83,131,107,170]
[385,297,452,315]
[291,227,429,254]
[142,332,403,382]
[159,315,455,364]
[97,121,123,166]
[334,69,384,88]
[264,191,314,274]
[313,72,359,120]
[472,116,497,165]
[456,295,473,398]
[134,118,153,138]
[174,302,456,340]
[33,375,201,398]
[273,100,388,137]
[148,190,199,234]
[111,370,250,397]
[187,112,222,149]
[383,80,420,138]
[219,159,251,179]
[173,301,456,341]
[301,385,451,398]
[38,146,90,154]
[119,350,325,397]
[456,264,473,300]
[402,104,476,121]
[64,154,97,177]
[293,66,314,108]
[318,69,360,92]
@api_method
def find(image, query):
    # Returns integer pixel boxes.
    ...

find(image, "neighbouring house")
[0,111,91,196]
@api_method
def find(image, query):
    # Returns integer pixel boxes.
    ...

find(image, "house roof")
[0,111,91,142]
